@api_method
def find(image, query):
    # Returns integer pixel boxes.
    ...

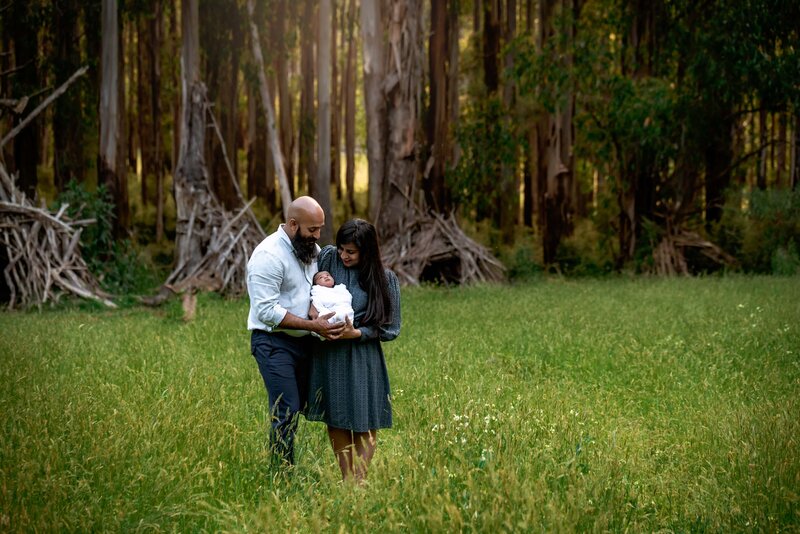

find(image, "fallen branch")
[0,66,88,150]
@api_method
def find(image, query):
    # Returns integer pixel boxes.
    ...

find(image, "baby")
[310,270,355,324]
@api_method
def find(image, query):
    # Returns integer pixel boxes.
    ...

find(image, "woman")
[307,219,401,482]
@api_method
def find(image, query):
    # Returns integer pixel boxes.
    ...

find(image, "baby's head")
[313,270,335,288]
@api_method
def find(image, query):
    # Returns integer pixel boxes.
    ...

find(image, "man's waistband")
[252,329,310,339]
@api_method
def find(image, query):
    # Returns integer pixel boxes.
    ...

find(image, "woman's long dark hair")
[336,219,391,327]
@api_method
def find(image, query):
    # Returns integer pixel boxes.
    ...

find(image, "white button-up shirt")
[246,224,319,336]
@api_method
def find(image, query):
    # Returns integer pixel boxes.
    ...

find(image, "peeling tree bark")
[381,0,423,239]
[316,0,334,244]
[99,0,129,239]
[361,0,387,222]
[343,0,358,215]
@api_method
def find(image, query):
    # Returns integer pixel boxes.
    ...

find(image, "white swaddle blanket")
[311,283,355,323]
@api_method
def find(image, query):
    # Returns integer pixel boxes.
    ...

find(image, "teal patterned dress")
[307,245,401,432]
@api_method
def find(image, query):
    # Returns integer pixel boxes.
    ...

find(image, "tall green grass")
[1,277,798,532]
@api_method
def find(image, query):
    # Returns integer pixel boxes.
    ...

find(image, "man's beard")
[291,232,318,264]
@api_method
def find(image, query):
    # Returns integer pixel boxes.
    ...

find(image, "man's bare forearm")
[279,311,317,332]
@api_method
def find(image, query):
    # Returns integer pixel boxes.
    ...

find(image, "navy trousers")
[250,330,312,465]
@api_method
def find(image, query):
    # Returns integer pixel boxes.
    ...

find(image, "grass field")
[1,277,799,532]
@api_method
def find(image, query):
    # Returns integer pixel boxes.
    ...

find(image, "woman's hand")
[340,316,362,340]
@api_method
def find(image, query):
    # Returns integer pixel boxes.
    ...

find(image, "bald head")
[286,196,325,241]
[287,196,323,222]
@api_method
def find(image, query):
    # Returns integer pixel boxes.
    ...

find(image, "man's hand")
[311,312,346,340]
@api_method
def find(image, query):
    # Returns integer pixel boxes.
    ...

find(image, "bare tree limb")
[205,102,266,239]
[246,0,292,219]
[0,66,88,150]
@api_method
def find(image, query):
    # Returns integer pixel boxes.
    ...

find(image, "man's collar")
[277,224,292,246]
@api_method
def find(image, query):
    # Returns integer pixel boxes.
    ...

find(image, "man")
[247,196,344,465]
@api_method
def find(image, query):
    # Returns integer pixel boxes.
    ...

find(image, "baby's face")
[314,271,335,288]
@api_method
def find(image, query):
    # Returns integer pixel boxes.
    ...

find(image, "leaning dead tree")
[0,66,114,309]
[146,0,265,316]
[247,0,293,218]
[145,82,266,309]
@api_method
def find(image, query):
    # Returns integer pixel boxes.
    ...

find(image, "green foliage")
[54,180,158,295]
[555,219,617,276]
[1,279,799,531]
[712,188,800,274]
[681,0,800,111]
[55,180,116,264]
[771,242,800,277]
[450,97,520,219]
[499,230,544,282]
[744,189,800,274]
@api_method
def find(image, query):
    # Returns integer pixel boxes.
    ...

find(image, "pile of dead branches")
[652,228,737,275]
[160,196,265,300]
[0,165,115,309]
[382,212,506,285]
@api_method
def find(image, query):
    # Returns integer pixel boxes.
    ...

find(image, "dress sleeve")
[359,270,401,342]
[317,244,336,272]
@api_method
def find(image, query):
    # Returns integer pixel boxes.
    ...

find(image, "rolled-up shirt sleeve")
[247,251,288,328]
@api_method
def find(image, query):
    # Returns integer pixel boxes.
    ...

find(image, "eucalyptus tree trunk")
[299,0,317,195]
[247,88,256,201]
[246,84,272,210]
[274,0,294,197]
[615,0,658,265]
[247,0,293,218]
[757,109,768,190]
[331,0,342,201]
[316,0,334,244]
[482,0,500,94]
[174,0,209,268]
[360,0,387,222]
[169,0,181,176]
[792,113,800,190]
[704,110,733,226]
[425,0,450,213]
[137,13,152,207]
[499,0,518,244]
[52,0,85,190]
[381,0,423,238]
[343,0,358,215]
[9,1,40,198]
[539,0,576,264]
[522,0,535,228]
[447,0,460,170]
[777,113,787,188]
[152,0,166,242]
[99,0,129,239]
[480,0,500,224]
[201,0,241,210]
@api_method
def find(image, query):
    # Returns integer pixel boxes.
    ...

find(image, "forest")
[1,0,799,307]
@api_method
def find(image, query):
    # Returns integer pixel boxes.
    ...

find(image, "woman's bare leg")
[327,426,355,480]
[352,430,377,481]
